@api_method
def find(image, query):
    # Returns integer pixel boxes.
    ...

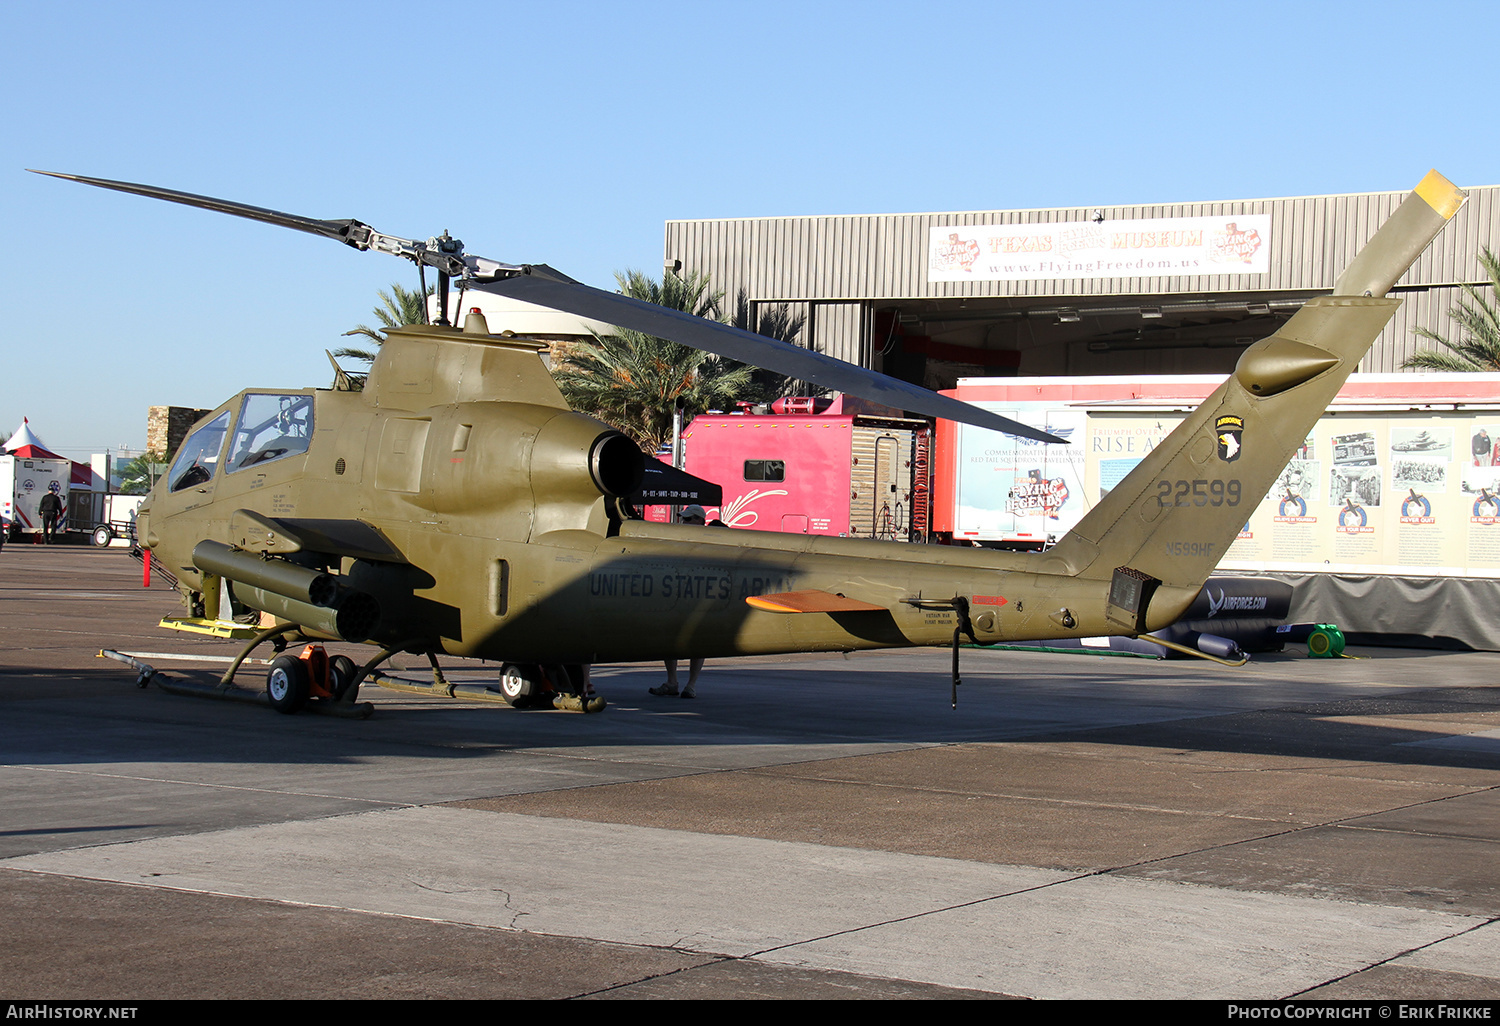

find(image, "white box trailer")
[1,454,72,541]
[91,492,144,546]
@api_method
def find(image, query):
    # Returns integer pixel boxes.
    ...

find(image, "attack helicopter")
[36,169,1466,714]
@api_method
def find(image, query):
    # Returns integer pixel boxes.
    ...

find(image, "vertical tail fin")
[1041,171,1466,596]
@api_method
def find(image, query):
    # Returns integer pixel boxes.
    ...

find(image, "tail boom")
[1035,171,1467,628]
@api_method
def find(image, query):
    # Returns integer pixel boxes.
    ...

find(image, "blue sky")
[2,0,1496,458]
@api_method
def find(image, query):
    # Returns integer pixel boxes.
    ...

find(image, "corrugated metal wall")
[810,301,866,365]
[666,184,1499,374]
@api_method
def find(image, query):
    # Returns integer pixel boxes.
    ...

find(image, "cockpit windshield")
[167,410,232,491]
[227,393,314,473]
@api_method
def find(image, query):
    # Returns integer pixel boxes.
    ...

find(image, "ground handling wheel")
[266,654,310,714]
[329,654,360,701]
[495,662,546,708]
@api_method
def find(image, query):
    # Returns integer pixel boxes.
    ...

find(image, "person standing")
[652,657,704,699]
[651,505,708,699]
[38,487,63,545]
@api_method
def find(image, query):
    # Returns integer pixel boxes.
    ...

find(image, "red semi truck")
[649,396,932,541]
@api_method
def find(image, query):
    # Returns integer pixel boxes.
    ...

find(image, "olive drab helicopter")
[35,168,1466,715]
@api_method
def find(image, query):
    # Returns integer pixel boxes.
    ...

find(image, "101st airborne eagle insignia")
[1216,415,1244,462]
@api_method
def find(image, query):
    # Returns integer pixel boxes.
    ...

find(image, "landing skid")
[100,633,606,716]
[99,647,373,719]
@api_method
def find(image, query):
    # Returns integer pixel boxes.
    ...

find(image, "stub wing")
[228,510,407,563]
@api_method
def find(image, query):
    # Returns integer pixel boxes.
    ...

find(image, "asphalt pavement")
[3,545,1500,999]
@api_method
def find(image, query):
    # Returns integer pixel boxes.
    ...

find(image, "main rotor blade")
[28,170,371,249]
[476,275,1066,444]
[33,168,1060,441]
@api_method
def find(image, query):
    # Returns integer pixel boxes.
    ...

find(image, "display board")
[950,405,1088,543]
[938,375,1500,578]
[1086,409,1500,577]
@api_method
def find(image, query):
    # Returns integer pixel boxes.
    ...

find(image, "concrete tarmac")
[3,546,1500,999]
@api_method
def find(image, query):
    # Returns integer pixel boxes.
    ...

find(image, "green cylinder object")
[1307,624,1345,658]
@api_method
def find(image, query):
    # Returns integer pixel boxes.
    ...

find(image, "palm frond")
[726,286,820,402]
[333,342,381,361]
[340,282,435,365]
[1403,248,1500,372]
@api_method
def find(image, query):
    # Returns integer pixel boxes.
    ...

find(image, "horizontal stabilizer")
[746,590,887,614]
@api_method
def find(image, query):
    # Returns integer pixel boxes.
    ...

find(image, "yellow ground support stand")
[158,615,262,640]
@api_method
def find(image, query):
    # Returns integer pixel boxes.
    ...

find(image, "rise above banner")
[927,214,1273,282]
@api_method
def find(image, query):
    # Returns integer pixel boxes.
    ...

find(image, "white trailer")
[1,454,72,541]
[91,492,144,546]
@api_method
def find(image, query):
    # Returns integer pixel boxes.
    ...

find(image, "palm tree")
[553,270,752,451]
[727,287,814,402]
[1403,248,1500,371]
[615,267,723,320]
[336,282,435,364]
[118,451,168,495]
[555,332,753,451]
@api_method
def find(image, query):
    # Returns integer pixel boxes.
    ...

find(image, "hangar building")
[664,181,1500,650]
[664,180,1498,389]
